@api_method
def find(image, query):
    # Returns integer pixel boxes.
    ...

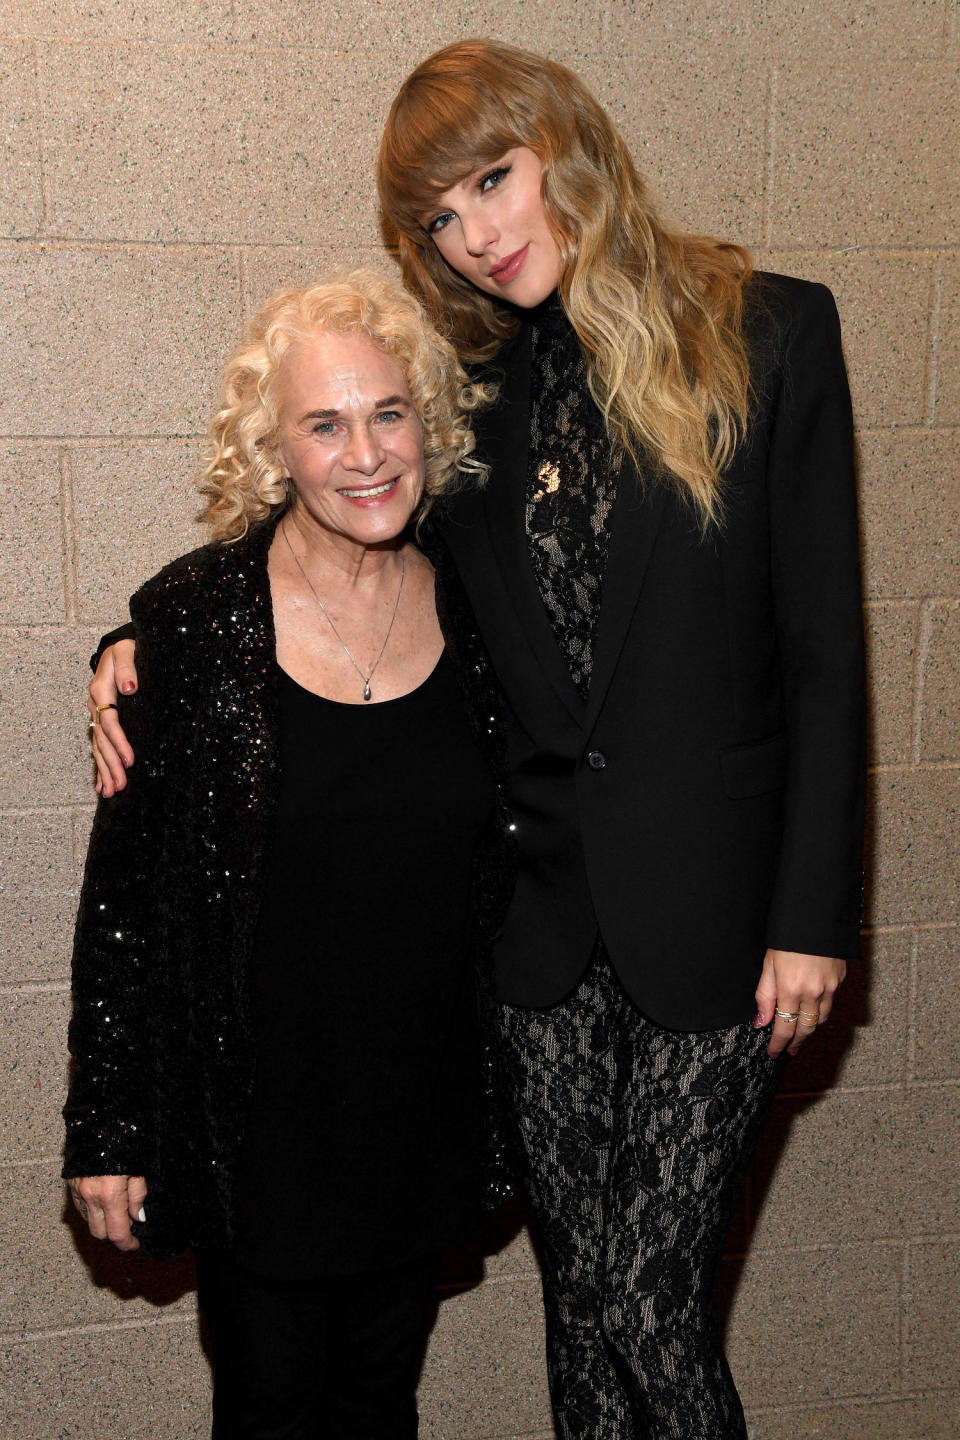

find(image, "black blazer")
[433,273,867,1029]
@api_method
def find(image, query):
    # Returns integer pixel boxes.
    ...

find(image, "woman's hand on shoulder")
[88,640,138,796]
[755,948,846,1058]
[67,1174,147,1252]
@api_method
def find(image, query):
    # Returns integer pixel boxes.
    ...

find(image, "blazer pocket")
[720,731,789,799]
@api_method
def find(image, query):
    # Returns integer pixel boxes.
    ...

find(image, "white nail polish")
[137,1207,146,1222]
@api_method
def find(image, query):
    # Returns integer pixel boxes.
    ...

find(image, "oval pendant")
[363,681,372,702]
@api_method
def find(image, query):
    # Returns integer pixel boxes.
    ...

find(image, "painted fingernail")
[137,1207,146,1222]
[753,1012,764,1028]
[121,682,135,694]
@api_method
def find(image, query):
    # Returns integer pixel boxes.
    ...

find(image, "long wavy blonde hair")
[378,40,753,527]
[199,269,491,542]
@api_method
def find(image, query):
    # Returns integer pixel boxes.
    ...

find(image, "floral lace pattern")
[526,299,618,699]
[499,949,783,1439]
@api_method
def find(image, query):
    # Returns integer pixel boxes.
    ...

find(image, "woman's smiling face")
[275,332,425,551]
[420,147,563,309]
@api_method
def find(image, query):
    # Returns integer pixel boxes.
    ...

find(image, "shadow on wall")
[60,1193,198,1309]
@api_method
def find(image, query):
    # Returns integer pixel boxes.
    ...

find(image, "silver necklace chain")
[281,518,406,702]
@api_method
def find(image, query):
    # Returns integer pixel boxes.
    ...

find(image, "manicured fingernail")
[753,1012,764,1028]
[121,682,135,694]
[137,1207,146,1222]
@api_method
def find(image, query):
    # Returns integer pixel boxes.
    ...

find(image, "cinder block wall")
[1,3,957,1436]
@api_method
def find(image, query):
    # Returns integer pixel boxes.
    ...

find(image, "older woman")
[65,270,511,1439]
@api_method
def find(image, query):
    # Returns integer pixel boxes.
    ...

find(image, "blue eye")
[377,410,402,424]
[479,165,510,192]
[427,211,454,235]
[313,420,336,435]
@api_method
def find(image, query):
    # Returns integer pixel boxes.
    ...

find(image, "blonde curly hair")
[198,269,492,542]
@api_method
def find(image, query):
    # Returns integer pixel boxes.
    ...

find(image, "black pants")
[498,950,783,1440]
[195,1250,437,1439]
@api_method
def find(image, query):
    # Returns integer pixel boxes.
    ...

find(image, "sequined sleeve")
[63,606,179,1180]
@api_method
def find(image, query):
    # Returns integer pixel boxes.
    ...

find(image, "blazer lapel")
[585,459,669,731]
[447,328,585,727]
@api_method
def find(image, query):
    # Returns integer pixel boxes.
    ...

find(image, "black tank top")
[234,651,495,1277]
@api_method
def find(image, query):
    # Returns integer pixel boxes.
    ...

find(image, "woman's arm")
[758,281,867,1055]
[64,609,169,1229]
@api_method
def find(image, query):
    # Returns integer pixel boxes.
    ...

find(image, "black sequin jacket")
[63,510,517,1259]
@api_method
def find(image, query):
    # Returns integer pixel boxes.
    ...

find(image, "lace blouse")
[525,295,618,699]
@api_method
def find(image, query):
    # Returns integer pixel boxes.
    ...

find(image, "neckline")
[276,649,446,709]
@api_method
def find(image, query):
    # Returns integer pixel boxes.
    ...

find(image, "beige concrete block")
[865,602,918,766]
[723,1243,900,1404]
[771,64,960,248]
[762,251,933,428]
[3,0,231,42]
[935,254,960,423]
[585,58,767,244]
[419,1273,551,1439]
[751,1090,904,1248]
[920,600,960,762]
[0,44,43,239]
[0,989,71,1163]
[858,429,960,599]
[0,628,102,806]
[604,0,754,60]
[905,1239,960,1390]
[40,43,385,247]
[243,246,397,314]
[606,0,947,62]
[72,807,95,874]
[0,445,64,624]
[864,768,959,927]
[778,930,910,1095]
[756,0,948,58]
[0,812,76,985]
[0,1161,195,1335]
[899,1085,959,1235]
[913,928,960,1082]
[745,1395,960,1440]
[233,0,597,60]
[0,245,242,438]
[71,443,205,627]
[0,1317,209,1437]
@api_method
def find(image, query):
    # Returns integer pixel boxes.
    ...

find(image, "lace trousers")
[498,949,783,1440]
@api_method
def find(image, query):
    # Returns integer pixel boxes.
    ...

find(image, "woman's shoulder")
[130,518,275,636]
[745,270,840,343]
[742,270,843,397]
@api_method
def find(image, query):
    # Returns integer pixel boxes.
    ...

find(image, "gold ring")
[775,1008,800,1023]
[798,1010,820,1026]
[95,703,118,716]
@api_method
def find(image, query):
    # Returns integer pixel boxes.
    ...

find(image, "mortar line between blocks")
[900,1240,912,1396]
[926,259,943,425]
[910,601,936,764]
[29,40,52,236]
[906,930,920,1082]
[1,1310,197,1348]
[238,246,252,328]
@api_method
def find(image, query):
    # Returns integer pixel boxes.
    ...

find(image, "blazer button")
[586,749,607,770]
